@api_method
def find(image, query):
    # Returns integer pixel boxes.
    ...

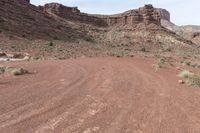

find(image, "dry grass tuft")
[186,75,200,87]
[178,70,194,78]
[11,68,29,76]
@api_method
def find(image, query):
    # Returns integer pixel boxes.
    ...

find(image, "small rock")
[6,54,14,58]
[23,56,30,60]
[92,127,100,131]
[24,53,30,56]
[176,67,181,70]
[178,80,184,84]
[0,52,6,57]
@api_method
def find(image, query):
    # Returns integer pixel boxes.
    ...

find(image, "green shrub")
[164,47,172,52]
[140,47,146,52]
[181,61,200,68]
[53,36,59,40]
[48,41,54,46]
[186,75,200,87]
[0,66,29,76]
[152,63,162,70]
[185,61,191,66]
[0,66,5,74]
[178,70,194,78]
[191,63,200,68]
[11,68,29,76]
[154,54,161,59]
[158,58,166,64]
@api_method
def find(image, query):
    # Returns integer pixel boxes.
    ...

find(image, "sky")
[31,0,200,26]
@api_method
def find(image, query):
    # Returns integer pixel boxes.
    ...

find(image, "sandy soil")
[0,57,200,133]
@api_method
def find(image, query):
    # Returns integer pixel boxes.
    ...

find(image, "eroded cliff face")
[156,8,175,30]
[39,3,161,27]
[156,8,170,21]
[41,3,80,14]
[39,3,108,26]
[103,4,161,26]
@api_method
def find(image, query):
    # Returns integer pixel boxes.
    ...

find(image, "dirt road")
[0,57,200,133]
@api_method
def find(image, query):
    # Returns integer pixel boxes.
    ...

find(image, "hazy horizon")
[31,0,200,26]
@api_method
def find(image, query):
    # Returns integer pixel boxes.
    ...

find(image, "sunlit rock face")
[39,3,161,27]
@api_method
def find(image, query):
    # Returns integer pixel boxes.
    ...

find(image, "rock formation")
[39,3,161,27]
[156,8,170,22]
[99,4,161,26]
[39,3,108,26]
[156,8,175,30]
[39,3,80,14]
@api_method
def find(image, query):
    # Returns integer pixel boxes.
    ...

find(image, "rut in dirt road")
[0,58,200,133]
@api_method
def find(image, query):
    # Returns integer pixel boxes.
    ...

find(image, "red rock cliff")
[39,3,108,26]
[39,3,161,27]
[101,4,160,26]
[40,3,80,14]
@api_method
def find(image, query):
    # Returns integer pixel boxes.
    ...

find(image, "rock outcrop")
[102,4,160,26]
[39,3,108,26]
[39,3,80,14]
[156,8,175,30]
[40,3,161,27]
[156,8,170,22]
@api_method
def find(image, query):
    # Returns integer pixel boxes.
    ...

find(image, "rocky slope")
[173,26,200,45]
[0,0,90,40]
[0,1,198,58]
[157,8,200,45]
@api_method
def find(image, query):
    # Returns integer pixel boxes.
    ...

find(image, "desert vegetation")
[0,66,29,76]
[187,74,200,87]
[152,54,175,70]
[181,60,200,68]
[178,70,200,87]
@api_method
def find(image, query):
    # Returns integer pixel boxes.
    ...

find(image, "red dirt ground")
[0,57,200,133]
